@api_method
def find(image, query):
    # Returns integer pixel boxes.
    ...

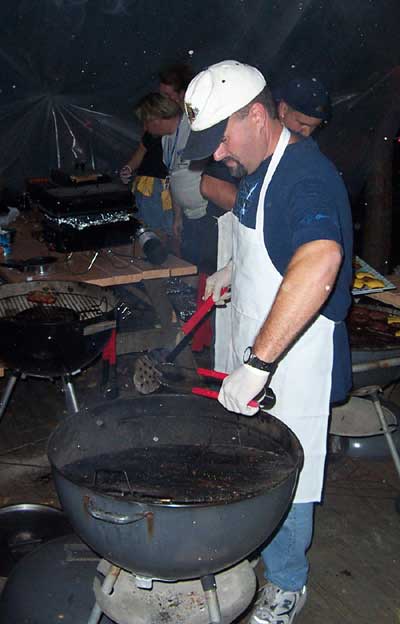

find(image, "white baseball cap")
[183,60,266,160]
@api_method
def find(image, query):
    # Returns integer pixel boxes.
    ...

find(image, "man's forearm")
[172,197,182,221]
[172,197,183,237]
[253,240,343,363]
[200,175,237,211]
[127,143,147,171]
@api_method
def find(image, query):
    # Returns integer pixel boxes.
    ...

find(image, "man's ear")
[278,101,288,121]
[249,102,268,130]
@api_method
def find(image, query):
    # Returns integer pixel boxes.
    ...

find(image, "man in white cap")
[183,60,353,624]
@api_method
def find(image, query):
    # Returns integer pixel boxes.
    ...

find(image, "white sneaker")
[249,582,307,624]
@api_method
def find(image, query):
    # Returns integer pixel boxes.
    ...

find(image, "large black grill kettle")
[0,280,118,377]
[48,395,303,581]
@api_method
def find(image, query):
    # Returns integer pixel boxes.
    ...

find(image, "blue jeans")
[135,179,173,234]
[261,502,314,591]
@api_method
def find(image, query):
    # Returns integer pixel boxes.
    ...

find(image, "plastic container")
[0,228,14,257]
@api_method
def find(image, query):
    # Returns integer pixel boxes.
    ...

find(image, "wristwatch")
[243,346,277,374]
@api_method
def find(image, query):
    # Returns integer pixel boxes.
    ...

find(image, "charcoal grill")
[47,395,303,623]
[0,280,118,421]
[348,302,400,388]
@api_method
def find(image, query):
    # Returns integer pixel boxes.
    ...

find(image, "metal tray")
[352,256,396,296]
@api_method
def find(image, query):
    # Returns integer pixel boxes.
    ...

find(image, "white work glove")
[218,364,269,416]
[204,260,232,305]
[120,164,133,184]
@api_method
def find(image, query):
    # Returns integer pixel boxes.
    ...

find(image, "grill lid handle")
[84,496,149,524]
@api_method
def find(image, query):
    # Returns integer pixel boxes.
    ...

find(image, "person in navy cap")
[273,77,331,137]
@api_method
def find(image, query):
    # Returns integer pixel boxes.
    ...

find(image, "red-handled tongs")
[192,367,276,411]
[164,291,227,364]
[133,289,229,395]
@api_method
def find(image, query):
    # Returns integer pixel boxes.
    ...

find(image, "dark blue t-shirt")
[203,158,239,218]
[233,137,353,403]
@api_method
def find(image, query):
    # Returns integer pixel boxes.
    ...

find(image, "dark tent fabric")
[0,0,400,198]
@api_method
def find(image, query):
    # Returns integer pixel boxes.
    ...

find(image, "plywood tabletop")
[365,274,400,309]
[0,213,197,286]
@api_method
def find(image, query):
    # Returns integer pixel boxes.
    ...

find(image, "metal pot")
[330,398,400,459]
[48,395,303,581]
[0,503,72,576]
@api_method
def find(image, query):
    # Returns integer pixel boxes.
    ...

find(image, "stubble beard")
[222,157,248,179]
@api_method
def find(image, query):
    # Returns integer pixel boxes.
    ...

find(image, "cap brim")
[182,118,228,161]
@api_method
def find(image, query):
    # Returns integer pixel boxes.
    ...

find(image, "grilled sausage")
[368,310,388,322]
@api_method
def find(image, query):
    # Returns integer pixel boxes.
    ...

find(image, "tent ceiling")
[0,0,399,195]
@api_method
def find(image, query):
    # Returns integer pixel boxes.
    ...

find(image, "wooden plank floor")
[237,456,400,623]
[0,358,399,623]
[304,458,400,623]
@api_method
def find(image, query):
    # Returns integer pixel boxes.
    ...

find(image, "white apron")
[214,210,234,372]
[224,127,334,503]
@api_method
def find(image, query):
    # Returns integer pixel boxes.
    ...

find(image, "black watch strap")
[243,346,277,374]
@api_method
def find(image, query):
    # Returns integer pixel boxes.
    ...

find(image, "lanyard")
[165,116,181,173]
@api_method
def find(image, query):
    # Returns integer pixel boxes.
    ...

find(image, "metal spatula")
[133,360,202,395]
[133,290,227,394]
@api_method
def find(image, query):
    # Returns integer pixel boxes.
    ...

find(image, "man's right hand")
[119,164,133,184]
[204,261,232,305]
[218,363,269,416]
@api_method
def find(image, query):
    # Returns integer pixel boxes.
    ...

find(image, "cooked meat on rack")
[27,290,57,305]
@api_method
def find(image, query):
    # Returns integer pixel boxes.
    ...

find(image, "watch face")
[243,346,252,364]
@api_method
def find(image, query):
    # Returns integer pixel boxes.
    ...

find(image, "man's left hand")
[218,364,269,416]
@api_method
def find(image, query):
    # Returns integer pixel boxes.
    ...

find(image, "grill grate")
[63,444,295,504]
[0,291,109,322]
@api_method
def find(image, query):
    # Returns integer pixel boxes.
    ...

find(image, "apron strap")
[256,126,291,236]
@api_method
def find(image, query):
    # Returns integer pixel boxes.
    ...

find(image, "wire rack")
[0,290,109,322]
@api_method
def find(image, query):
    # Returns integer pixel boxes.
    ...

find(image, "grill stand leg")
[371,388,400,514]
[62,376,79,415]
[87,565,120,624]
[201,574,222,624]
[0,373,19,424]
[353,385,400,513]
[370,389,400,478]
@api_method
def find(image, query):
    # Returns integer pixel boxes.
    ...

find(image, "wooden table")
[0,213,196,286]
[0,213,198,358]
[366,274,400,310]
